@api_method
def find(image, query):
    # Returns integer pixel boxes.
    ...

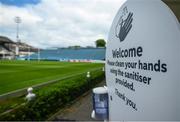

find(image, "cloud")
[0,0,126,48]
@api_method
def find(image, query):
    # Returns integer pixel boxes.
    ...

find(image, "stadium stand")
[23,48,106,62]
[0,36,15,59]
[0,36,38,59]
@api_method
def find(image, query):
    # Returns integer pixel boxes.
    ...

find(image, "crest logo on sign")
[115,7,133,42]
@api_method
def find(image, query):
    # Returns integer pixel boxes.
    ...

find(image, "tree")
[68,45,81,49]
[95,39,106,47]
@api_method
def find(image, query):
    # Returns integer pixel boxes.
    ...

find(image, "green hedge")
[0,70,105,121]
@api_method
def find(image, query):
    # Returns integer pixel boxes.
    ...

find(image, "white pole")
[87,71,90,78]
[102,67,105,72]
[26,87,36,101]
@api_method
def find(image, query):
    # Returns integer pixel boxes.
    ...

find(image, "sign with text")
[106,0,180,121]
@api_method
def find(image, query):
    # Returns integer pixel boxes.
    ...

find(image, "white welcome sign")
[106,0,180,121]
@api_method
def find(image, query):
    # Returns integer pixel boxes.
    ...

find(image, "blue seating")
[23,48,105,61]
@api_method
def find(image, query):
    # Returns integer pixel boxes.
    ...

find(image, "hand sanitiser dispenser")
[92,87,108,120]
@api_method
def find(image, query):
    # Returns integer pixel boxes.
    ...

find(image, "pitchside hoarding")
[106,0,180,121]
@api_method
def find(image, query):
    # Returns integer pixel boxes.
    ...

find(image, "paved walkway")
[49,81,105,121]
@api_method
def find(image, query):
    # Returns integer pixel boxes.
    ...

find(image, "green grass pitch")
[0,60,104,95]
